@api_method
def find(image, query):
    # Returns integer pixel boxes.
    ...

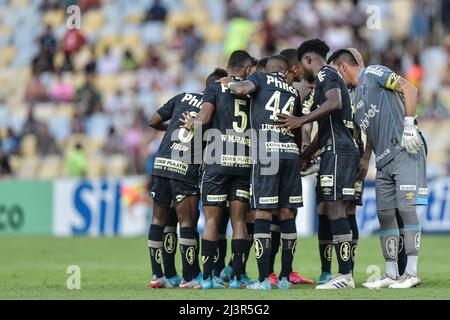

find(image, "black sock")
[162,208,178,278]
[202,239,217,280]
[280,218,297,278]
[193,231,201,278]
[318,215,333,273]
[347,215,359,273]
[148,224,164,278]
[254,219,272,282]
[231,239,247,280]
[243,222,254,274]
[395,209,407,276]
[269,215,280,274]
[329,218,352,275]
[179,227,196,282]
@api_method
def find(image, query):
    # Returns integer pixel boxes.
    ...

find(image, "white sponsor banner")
[53,177,149,237]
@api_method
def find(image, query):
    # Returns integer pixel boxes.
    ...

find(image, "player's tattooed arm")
[391,76,418,117]
[149,112,168,131]
[179,102,215,130]
[276,88,342,130]
[216,77,257,96]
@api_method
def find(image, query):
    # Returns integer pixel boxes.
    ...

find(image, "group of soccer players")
[146,38,427,290]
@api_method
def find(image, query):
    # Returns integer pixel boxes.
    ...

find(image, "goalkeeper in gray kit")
[328,50,427,289]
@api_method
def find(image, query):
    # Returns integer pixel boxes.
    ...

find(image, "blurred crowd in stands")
[0,0,449,179]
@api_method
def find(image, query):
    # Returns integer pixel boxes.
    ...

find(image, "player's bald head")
[266,55,290,73]
[327,48,364,68]
[346,48,365,68]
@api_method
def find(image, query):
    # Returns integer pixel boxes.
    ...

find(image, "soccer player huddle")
[146,38,428,290]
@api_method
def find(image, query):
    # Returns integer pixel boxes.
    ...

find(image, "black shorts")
[201,171,250,206]
[318,152,359,202]
[150,175,200,208]
[251,158,303,210]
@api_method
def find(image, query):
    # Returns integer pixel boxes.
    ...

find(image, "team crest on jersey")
[386,236,398,259]
[324,245,333,261]
[186,247,195,265]
[254,239,264,259]
[317,70,326,82]
[164,233,176,254]
[340,242,351,261]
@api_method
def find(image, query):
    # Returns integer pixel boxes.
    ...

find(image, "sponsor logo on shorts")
[386,236,398,259]
[175,194,186,202]
[289,196,303,203]
[342,188,355,196]
[415,233,421,250]
[320,175,334,187]
[164,233,176,254]
[340,242,351,262]
[207,194,227,202]
[259,196,278,204]
[400,185,416,191]
[418,188,428,196]
[254,239,263,259]
[186,247,195,265]
[354,181,363,192]
[406,192,415,200]
[324,245,332,262]
[322,187,332,195]
[236,189,250,199]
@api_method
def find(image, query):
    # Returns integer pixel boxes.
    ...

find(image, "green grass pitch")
[1,235,449,300]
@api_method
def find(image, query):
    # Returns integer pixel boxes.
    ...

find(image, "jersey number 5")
[233,99,248,133]
[265,91,295,120]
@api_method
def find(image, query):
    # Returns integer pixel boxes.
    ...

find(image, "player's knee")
[397,205,420,225]
[279,208,296,221]
[377,208,397,229]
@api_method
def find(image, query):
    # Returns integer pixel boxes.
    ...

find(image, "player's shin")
[202,239,217,280]
[395,209,407,276]
[243,222,255,274]
[254,218,272,282]
[148,224,164,278]
[279,218,297,279]
[269,215,281,274]
[329,218,353,275]
[179,227,197,282]
[162,208,178,278]
[214,210,229,277]
[378,209,400,279]
[231,239,247,280]
[398,205,421,277]
[318,214,333,273]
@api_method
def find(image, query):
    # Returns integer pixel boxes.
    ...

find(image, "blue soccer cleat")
[220,265,233,282]
[212,276,227,288]
[246,278,271,290]
[164,275,181,288]
[229,279,245,289]
[277,277,292,290]
[240,274,255,287]
[318,272,333,285]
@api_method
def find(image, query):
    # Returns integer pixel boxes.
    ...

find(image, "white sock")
[386,261,399,279]
[405,256,418,276]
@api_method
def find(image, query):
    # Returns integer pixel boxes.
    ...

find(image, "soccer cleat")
[149,275,168,289]
[247,278,272,290]
[315,274,355,290]
[268,272,279,286]
[389,273,421,289]
[200,278,213,289]
[240,274,255,287]
[179,277,202,289]
[212,276,227,288]
[164,275,182,288]
[277,277,292,289]
[229,279,245,289]
[317,272,333,285]
[289,271,314,285]
[220,265,233,282]
[362,275,397,289]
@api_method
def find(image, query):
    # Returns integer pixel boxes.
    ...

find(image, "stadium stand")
[0,0,449,179]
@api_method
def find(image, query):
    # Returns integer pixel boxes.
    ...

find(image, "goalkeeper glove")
[401,116,423,154]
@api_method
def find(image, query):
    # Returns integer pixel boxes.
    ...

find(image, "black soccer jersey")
[310,66,357,153]
[152,92,204,181]
[246,71,301,160]
[202,77,252,175]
